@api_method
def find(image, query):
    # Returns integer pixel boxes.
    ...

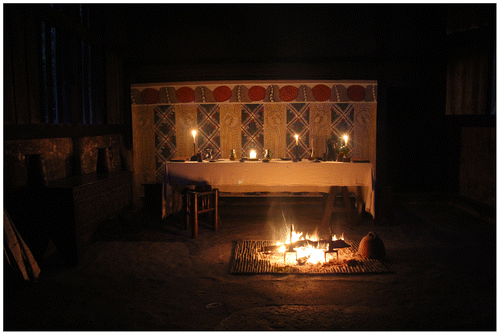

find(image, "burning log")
[259,239,350,254]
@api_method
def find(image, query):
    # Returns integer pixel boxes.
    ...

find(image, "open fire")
[258,223,351,267]
[230,214,394,274]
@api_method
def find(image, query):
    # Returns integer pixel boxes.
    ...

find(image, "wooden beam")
[9,7,30,124]
[3,124,127,141]
[25,14,42,124]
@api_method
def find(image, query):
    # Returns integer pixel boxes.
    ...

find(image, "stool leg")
[213,189,219,231]
[191,193,199,238]
[185,193,191,230]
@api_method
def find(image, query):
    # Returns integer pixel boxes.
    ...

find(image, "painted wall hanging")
[131,81,377,182]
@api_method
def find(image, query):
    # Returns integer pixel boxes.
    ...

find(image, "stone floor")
[3,193,497,331]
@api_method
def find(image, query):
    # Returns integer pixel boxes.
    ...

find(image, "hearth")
[230,225,394,275]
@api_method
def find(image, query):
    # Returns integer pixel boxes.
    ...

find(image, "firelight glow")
[343,134,348,146]
[249,150,257,159]
[191,130,197,143]
[275,226,346,265]
[295,134,299,145]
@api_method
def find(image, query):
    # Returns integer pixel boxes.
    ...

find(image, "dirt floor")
[3,193,497,331]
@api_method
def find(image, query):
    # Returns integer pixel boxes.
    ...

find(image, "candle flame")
[343,134,348,145]
[250,150,257,159]
[192,130,197,138]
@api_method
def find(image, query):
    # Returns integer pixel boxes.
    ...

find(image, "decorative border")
[131,82,378,104]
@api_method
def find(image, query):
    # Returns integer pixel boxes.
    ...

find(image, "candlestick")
[191,130,197,156]
[294,145,300,162]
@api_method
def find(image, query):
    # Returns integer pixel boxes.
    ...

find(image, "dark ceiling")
[113,4,458,66]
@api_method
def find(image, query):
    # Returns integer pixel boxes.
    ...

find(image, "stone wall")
[4,134,129,193]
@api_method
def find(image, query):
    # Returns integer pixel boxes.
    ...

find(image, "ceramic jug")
[358,232,386,259]
[326,138,338,161]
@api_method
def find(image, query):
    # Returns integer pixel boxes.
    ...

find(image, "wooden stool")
[321,186,356,226]
[185,188,219,238]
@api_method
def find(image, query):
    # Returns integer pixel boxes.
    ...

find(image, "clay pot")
[358,232,386,259]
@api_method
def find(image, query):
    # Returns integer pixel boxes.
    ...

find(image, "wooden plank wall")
[4,5,130,192]
[4,5,126,137]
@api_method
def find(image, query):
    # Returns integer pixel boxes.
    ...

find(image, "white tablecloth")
[164,160,375,217]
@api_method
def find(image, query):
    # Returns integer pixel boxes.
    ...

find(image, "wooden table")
[164,160,374,224]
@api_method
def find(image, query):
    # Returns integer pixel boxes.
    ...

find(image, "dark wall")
[123,4,496,204]
[3,4,131,191]
[4,4,495,205]
[121,4,454,195]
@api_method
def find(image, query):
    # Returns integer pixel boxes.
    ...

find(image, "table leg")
[322,186,338,226]
[355,186,364,215]
[322,186,355,226]
[341,186,354,225]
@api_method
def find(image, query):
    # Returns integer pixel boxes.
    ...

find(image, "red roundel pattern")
[248,86,266,101]
[312,85,331,101]
[279,85,298,101]
[213,86,232,102]
[141,88,159,104]
[176,87,194,102]
[347,85,366,101]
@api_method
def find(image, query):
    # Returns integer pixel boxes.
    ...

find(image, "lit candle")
[192,130,197,143]
[250,150,257,159]
[343,135,348,146]
[295,134,299,146]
